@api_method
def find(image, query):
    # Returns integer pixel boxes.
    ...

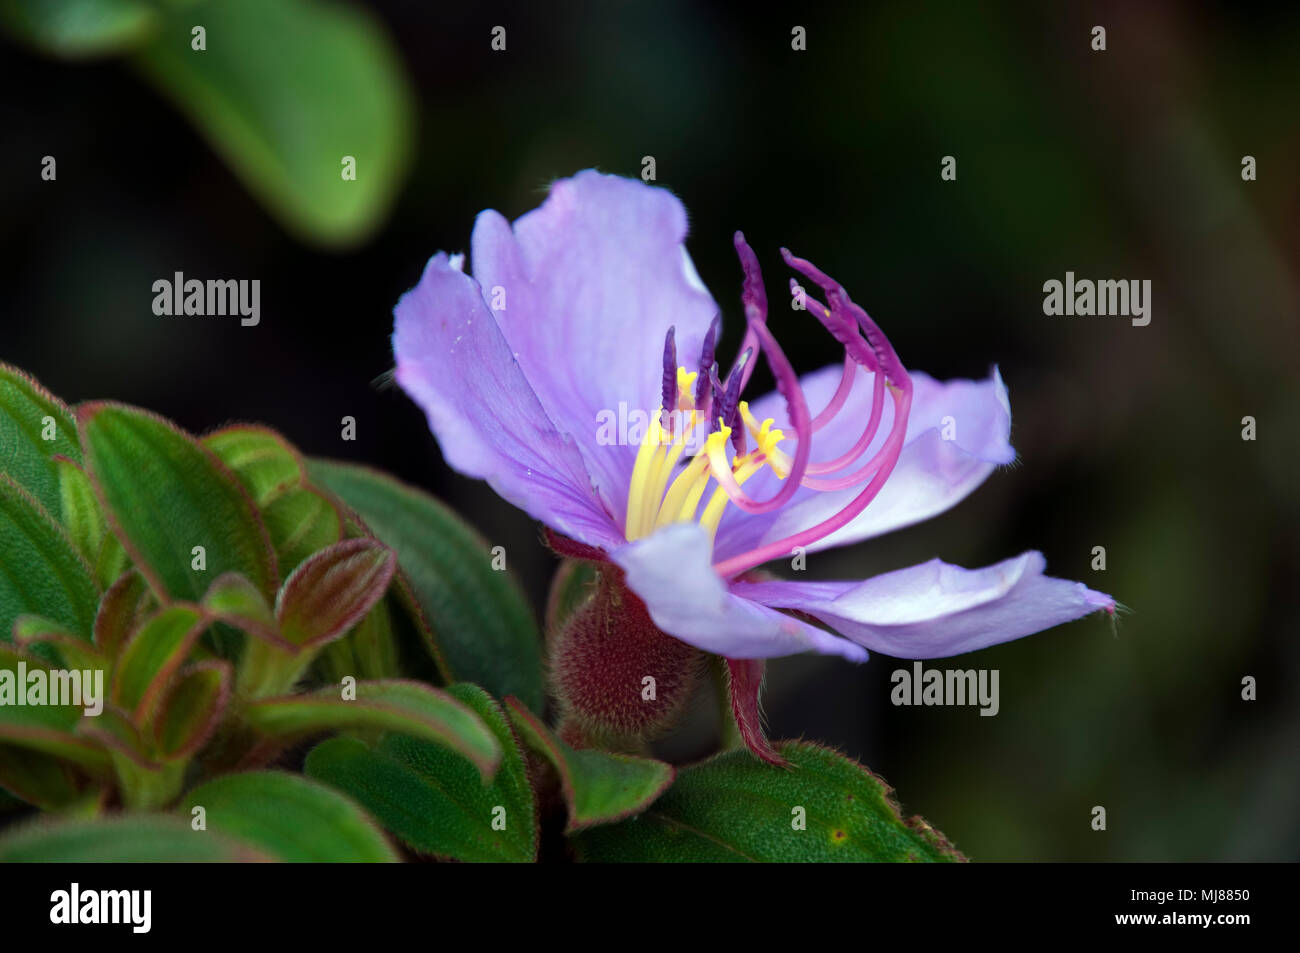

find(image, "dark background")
[2,0,1297,860]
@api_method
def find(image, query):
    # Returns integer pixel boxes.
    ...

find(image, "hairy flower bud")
[549,564,704,748]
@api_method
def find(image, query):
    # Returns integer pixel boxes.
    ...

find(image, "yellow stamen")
[655,451,711,528]
[625,414,666,540]
[624,370,792,546]
[699,454,764,541]
[739,401,792,478]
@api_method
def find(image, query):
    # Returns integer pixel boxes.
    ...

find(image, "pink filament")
[810,355,857,432]
[711,317,812,516]
[712,384,913,580]
[805,369,886,476]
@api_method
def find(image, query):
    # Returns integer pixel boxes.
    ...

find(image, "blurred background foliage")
[1,0,1296,860]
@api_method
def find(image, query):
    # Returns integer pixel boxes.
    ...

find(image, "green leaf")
[0,815,266,862]
[204,426,341,573]
[261,486,342,574]
[276,538,395,649]
[93,570,148,657]
[0,747,83,810]
[179,771,396,862]
[78,402,277,603]
[0,0,156,59]
[573,742,966,863]
[309,459,545,711]
[0,646,81,731]
[545,558,599,637]
[202,424,303,506]
[505,697,673,833]
[244,679,501,779]
[0,475,98,642]
[79,706,185,809]
[0,363,81,515]
[133,0,413,247]
[154,660,230,760]
[13,615,109,672]
[55,457,106,566]
[316,596,400,683]
[0,646,111,777]
[92,530,130,591]
[111,604,207,723]
[200,571,282,646]
[306,684,537,862]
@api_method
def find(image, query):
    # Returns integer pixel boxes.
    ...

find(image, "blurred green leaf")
[92,570,148,657]
[573,742,965,862]
[180,771,397,862]
[201,571,275,634]
[133,0,413,247]
[306,684,537,862]
[0,475,97,642]
[0,747,84,810]
[0,363,81,518]
[261,486,342,574]
[111,604,206,723]
[505,697,673,833]
[545,558,598,638]
[245,678,502,779]
[153,660,229,760]
[309,459,545,711]
[0,646,111,775]
[55,457,105,566]
[0,814,266,861]
[12,615,109,671]
[316,596,401,682]
[203,425,303,507]
[0,0,155,60]
[78,402,277,603]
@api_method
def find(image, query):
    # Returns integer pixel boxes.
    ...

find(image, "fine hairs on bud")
[549,564,704,748]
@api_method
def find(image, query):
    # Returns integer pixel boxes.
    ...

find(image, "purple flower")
[393,170,1113,679]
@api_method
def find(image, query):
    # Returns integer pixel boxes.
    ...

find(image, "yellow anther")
[626,377,791,548]
[739,402,792,478]
[675,367,699,406]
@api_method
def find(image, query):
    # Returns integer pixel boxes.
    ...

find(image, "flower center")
[622,233,915,580]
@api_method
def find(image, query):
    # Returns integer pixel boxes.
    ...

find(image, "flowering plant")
[0,172,1112,862]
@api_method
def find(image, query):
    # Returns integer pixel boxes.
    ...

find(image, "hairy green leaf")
[276,538,394,649]
[306,684,536,862]
[0,363,80,514]
[309,459,544,711]
[203,424,303,507]
[78,402,277,603]
[573,742,966,862]
[55,457,105,566]
[112,604,206,723]
[154,660,230,760]
[245,679,501,778]
[180,771,396,862]
[0,814,266,861]
[261,486,342,574]
[505,697,673,833]
[0,475,97,642]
